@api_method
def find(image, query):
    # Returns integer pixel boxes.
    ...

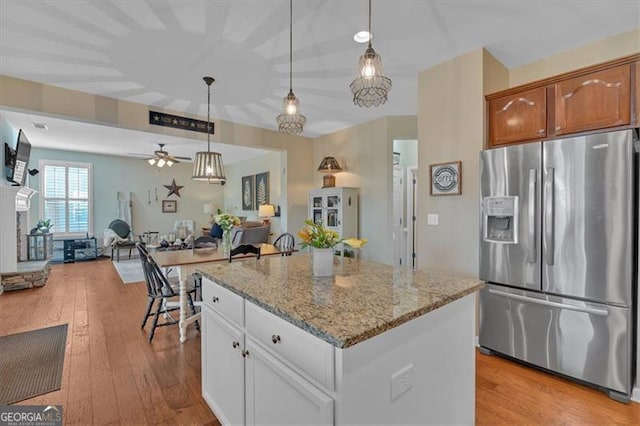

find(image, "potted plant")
[37,219,53,233]
[298,220,367,276]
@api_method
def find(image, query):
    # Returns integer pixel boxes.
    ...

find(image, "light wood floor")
[1,259,639,425]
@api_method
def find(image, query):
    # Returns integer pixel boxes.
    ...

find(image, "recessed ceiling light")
[31,122,48,130]
[353,31,371,43]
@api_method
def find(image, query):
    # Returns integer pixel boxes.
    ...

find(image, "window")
[40,160,92,236]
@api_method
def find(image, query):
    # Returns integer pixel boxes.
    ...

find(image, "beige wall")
[510,29,640,86]
[0,75,315,234]
[224,150,285,235]
[313,116,417,264]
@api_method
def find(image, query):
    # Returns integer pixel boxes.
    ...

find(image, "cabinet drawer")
[245,302,334,391]
[201,277,244,326]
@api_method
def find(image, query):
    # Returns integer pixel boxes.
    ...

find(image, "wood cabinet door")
[245,339,333,426]
[488,87,547,147]
[554,64,630,135]
[201,307,245,426]
[634,62,640,126]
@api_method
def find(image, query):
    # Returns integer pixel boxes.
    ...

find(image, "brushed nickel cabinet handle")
[271,334,281,344]
[212,296,219,303]
[242,349,250,358]
[555,126,561,131]
[232,341,239,349]
[538,129,544,134]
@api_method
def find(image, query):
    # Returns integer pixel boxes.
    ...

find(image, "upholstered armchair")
[104,219,142,261]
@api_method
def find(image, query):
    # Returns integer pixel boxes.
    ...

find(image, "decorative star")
[163,179,184,198]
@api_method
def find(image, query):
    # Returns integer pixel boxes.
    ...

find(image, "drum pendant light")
[192,76,226,184]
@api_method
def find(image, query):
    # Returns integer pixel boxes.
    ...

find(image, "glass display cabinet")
[27,232,53,260]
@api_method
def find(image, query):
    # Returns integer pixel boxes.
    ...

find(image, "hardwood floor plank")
[2,259,639,425]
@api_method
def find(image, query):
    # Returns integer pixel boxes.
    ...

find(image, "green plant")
[215,213,240,232]
[298,219,367,249]
[37,219,52,229]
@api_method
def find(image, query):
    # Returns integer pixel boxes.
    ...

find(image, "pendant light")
[349,0,392,107]
[276,0,306,135]
[192,76,226,184]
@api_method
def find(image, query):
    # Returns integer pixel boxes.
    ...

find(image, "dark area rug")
[0,324,68,405]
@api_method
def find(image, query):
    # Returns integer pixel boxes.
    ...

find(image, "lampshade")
[192,151,226,183]
[349,0,392,107]
[317,157,343,188]
[258,204,275,218]
[192,76,226,184]
[203,203,214,214]
[317,157,343,173]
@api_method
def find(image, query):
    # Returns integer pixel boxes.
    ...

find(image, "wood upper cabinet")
[488,87,546,147]
[634,62,639,126]
[553,64,630,136]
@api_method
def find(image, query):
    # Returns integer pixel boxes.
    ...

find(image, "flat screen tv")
[4,129,31,186]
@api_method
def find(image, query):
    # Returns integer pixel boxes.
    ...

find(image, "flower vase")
[312,248,334,277]
[222,230,232,255]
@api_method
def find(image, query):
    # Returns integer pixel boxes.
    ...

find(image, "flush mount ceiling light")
[192,76,226,184]
[349,0,392,107]
[276,0,306,135]
[353,31,371,43]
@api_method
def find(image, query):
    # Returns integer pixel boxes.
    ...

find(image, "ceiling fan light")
[157,158,166,167]
[148,158,156,166]
[166,159,174,167]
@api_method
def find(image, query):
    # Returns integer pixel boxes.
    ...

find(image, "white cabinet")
[201,307,245,426]
[201,278,333,426]
[245,339,333,426]
[308,187,358,240]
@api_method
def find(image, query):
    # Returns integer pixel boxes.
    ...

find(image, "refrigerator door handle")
[527,169,537,263]
[544,167,555,265]
[488,288,609,316]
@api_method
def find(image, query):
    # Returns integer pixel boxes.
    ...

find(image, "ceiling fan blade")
[174,156,192,160]
[128,152,153,158]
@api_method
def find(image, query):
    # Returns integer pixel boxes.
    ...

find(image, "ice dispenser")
[483,196,518,244]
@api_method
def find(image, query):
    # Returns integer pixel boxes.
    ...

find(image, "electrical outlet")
[427,214,439,226]
[390,364,413,401]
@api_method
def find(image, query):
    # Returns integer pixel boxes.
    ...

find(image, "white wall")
[0,116,20,272]
[393,139,418,168]
[223,150,285,235]
[28,148,224,246]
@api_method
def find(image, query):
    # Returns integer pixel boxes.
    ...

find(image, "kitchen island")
[197,254,483,425]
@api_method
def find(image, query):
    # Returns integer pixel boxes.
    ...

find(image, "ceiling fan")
[130,143,192,167]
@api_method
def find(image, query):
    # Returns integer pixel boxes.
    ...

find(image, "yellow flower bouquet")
[298,219,367,250]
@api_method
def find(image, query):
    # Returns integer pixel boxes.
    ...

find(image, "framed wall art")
[162,199,177,213]
[429,161,462,196]
[242,175,255,210]
[255,171,270,207]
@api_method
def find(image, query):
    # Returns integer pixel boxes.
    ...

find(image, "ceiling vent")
[31,122,48,130]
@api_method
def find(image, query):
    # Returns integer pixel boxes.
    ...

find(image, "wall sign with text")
[430,161,462,196]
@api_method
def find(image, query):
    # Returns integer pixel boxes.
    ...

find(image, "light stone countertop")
[197,254,483,348]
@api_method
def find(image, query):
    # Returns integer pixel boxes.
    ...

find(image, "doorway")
[392,140,417,268]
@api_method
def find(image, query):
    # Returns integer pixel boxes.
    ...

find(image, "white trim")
[39,159,93,236]
[632,387,640,403]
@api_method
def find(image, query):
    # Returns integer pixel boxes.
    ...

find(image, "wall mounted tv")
[4,129,32,186]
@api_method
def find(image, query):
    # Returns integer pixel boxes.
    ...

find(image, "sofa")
[230,221,270,246]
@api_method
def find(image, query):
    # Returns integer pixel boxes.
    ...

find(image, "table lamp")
[317,156,343,188]
[258,204,275,226]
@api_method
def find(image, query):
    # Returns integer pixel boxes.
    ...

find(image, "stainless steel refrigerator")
[479,129,637,401]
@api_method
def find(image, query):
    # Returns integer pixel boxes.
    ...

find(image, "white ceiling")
[1,1,638,159]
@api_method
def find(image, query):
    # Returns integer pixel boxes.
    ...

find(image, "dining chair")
[273,232,295,256]
[229,244,261,262]
[137,243,200,342]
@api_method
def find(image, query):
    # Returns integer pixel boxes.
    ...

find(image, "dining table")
[150,243,283,343]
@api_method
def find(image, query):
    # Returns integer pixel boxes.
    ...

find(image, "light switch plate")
[427,214,439,226]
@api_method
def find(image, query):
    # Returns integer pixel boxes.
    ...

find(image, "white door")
[392,167,405,267]
[244,338,333,426]
[202,307,245,426]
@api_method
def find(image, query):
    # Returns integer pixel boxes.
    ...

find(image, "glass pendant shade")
[277,90,306,135]
[192,151,225,183]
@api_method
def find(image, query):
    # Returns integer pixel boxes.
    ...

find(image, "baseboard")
[632,387,640,403]
[474,335,479,347]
